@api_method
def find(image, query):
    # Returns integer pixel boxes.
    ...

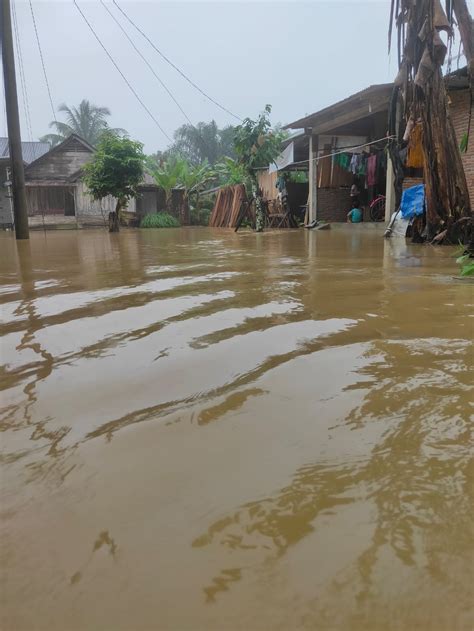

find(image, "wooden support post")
[307,130,313,224]
[313,135,319,222]
[1,0,29,240]
[307,131,319,224]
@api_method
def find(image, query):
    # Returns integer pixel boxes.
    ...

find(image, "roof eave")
[284,83,394,130]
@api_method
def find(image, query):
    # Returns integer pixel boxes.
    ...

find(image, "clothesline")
[272,135,396,169]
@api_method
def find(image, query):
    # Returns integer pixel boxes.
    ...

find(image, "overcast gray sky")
[2,0,472,153]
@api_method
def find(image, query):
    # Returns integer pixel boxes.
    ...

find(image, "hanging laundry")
[367,154,377,186]
[406,123,424,168]
[400,184,425,219]
[350,153,361,175]
[357,154,367,176]
[337,152,351,171]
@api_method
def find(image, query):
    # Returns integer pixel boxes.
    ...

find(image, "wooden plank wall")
[26,186,75,216]
[135,188,189,224]
[257,170,278,200]
[75,182,127,216]
[26,183,136,217]
[26,138,93,181]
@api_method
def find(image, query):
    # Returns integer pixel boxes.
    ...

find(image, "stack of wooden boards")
[209,185,249,228]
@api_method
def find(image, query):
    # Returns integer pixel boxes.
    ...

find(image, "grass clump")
[140,212,180,228]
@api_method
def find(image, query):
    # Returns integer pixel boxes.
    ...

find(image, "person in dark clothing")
[350,183,360,207]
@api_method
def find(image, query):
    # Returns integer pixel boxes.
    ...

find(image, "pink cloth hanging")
[367,155,377,186]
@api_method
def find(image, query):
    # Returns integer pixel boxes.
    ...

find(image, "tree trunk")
[392,0,473,242]
[252,182,265,232]
[195,192,200,225]
[165,191,172,214]
[420,69,471,238]
[109,198,121,233]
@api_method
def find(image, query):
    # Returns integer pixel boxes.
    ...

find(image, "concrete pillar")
[385,154,396,221]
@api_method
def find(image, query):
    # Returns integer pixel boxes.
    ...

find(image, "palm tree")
[147,157,183,212]
[158,121,236,166]
[40,100,126,148]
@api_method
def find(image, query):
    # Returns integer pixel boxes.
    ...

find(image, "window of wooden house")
[26,186,76,216]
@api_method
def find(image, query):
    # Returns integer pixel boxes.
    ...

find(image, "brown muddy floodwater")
[0,226,472,631]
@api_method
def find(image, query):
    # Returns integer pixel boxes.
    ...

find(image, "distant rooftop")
[0,138,50,164]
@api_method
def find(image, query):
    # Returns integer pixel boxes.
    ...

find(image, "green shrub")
[456,252,474,277]
[140,212,180,229]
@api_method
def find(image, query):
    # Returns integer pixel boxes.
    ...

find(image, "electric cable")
[73,0,171,142]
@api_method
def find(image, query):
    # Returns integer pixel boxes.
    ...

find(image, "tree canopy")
[151,120,236,166]
[233,105,287,173]
[82,132,145,211]
[40,100,127,148]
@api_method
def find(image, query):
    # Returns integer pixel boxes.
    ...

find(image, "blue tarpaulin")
[400,184,425,219]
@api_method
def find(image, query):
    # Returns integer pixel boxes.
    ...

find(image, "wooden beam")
[312,135,319,222]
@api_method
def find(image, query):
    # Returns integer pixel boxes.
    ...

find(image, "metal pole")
[1,0,29,239]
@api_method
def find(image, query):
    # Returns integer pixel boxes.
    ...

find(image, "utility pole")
[1,0,29,239]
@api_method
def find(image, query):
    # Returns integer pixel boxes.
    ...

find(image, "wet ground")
[0,227,472,630]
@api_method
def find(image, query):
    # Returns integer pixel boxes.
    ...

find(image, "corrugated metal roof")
[0,138,9,157]
[0,138,50,164]
[284,83,393,130]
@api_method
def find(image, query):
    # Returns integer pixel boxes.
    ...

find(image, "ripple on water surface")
[0,228,472,631]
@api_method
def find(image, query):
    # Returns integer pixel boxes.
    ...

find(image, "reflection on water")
[1,228,472,631]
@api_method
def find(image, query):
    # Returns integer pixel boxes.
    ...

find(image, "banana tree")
[177,160,216,203]
[148,157,217,220]
[233,105,286,232]
[388,0,472,241]
[147,157,183,212]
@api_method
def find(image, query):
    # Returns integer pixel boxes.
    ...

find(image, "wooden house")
[283,67,472,223]
[0,138,50,227]
[284,83,394,223]
[23,134,189,227]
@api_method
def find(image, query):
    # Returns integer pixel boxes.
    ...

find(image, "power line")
[112,0,242,122]
[28,0,56,123]
[101,1,222,161]
[100,0,193,127]
[73,0,171,142]
[12,0,33,141]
